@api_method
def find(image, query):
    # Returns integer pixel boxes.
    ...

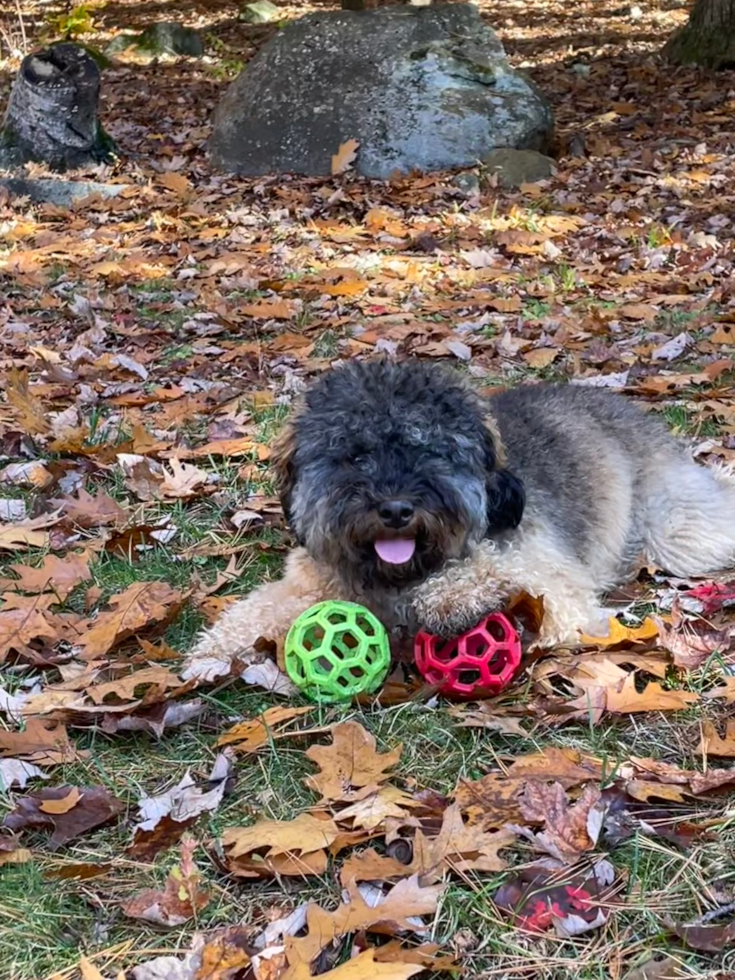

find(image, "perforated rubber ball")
[284,601,391,703]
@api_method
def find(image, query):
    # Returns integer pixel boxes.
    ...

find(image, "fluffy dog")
[183,359,735,681]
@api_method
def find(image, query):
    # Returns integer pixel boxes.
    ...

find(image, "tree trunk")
[663,0,735,69]
[0,42,115,172]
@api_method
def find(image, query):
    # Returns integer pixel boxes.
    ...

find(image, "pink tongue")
[374,538,416,564]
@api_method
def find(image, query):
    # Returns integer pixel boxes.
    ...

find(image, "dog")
[183,358,735,681]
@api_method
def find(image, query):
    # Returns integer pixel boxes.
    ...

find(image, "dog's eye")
[351,454,369,469]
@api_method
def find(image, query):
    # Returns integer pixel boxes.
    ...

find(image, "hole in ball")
[465,634,490,659]
[349,666,365,678]
[326,611,346,626]
[356,616,376,637]
[487,619,509,642]
[433,640,458,663]
[457,668,481,686]
[302,625,326,651]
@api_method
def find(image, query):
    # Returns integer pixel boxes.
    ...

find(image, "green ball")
[284,601,391,703]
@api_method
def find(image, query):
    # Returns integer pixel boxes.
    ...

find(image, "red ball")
[414,612,522,699]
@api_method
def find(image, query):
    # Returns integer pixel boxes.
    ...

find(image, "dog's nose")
[378,499,415,529]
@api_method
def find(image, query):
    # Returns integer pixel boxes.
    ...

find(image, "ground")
[0,1,735,979]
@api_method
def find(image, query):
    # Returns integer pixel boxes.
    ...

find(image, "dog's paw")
[411,581,504,639]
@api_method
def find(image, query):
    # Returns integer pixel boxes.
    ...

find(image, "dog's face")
[271,360,524,590]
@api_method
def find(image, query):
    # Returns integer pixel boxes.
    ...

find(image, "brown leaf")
[3,784,123,849]
[0,718,84,766]
[0,460,54,488]
[580,616,659,647]
[39,786,82,814]
[54,486,130,528]
[217,705,313,753]
[223,812,341,877]
[159,171,192,197]
[455,746,603,827]
[517,782,604,862]
[698,720,735,757]
[606,675,699,714]
[340,804,515,883]
[130,753,232,859]
[1,551,92,599]
[122,837,210,926]
[306,949,424,980]
[663,916,735,952]
[86,665,186,705]
[160,458,210,498]
[76,581,185,658]
[0,512,61,551]
[623,955,688,980]
[0,605,61,662]
[654,615,729,669]
[331,138,360,175]
[337,785,422,832]
[305,721,402,804]
[238,301,295,320]
[5,367,50,434]
[281,876,442,979]
[703,677,735,703]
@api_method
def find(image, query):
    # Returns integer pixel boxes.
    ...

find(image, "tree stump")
[0,42,115,172]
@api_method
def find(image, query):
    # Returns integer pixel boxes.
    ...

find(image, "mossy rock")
[105,22,203,60]
[239,0,282,24]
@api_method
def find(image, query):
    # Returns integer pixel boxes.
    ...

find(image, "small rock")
[451,172,481,196]
[239,0,282,24]
[482,148,556,188]
[105,22,203,59]
[0,177,131,207]
[570,62,591,76]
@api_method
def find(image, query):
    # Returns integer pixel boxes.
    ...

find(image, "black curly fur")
[280,359,524,592]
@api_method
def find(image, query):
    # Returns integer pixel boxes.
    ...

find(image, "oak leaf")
[606,674,699,713]
[75,581,185,658]
[54,486,130,528]
[517,782,604,862]
[217,705,313,753]
[223,812,341,878]
[305,721,402,803]
[580,616,659,647]
[0,717,84,766]
[331,138,359,175]
[1,551,92,599]
[160,458,210,498]
[3,784,123,849]
[698,719,735,757]
[340,804,515,883]
[5,367,50,434]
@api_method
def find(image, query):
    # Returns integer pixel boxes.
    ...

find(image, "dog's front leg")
[182,549,336,682]
[410,543,512,639]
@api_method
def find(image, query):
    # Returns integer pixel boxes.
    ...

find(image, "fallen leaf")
[663,915,735,952]
[5,367,50,434]
[1,551,92,600]
[76,581,185,658]
[581,616,659,647]
[0,758,48,789]
[305,721,402,803]
[0,513,61,551]
[0,460,54,488]
[606,675,699,714]
[217,705,313,753]
[654,615,729,669]
[54,486,130,528]
[223,812,341,877]
[130,752,232,858]
[332,138,360,175]
[3,784,123,849]
[160,458,210,498]
[339,804,515,883]
[0,717,83,765]
[39,786,82,814]
[698,719,735,757]
[495,857,617,937]
[304,949,423,980]
[516,782,604,862]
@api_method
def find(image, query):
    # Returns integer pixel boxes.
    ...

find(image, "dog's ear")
[482,411,524,531]
[486,469,525,532]
[270,411,300,531]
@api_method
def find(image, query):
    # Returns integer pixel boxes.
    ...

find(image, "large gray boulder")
[209,3,553,179]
